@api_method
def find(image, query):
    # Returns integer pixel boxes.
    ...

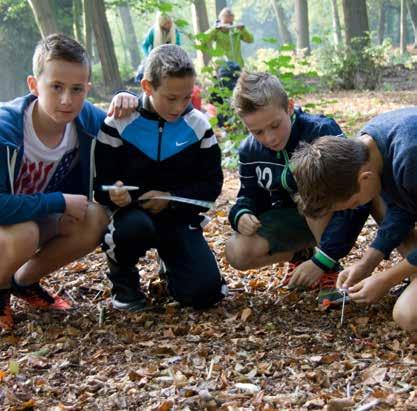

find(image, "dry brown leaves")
[1,90,417,410]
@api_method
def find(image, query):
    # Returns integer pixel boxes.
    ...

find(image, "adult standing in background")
[205,7,253,68]
[142,12,181,57]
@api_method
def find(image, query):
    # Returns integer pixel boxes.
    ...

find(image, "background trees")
[2,0,417,100]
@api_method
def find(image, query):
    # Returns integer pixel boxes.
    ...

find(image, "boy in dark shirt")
[95,45,226,312]
[226,72,369,308]
[292,108,417,333]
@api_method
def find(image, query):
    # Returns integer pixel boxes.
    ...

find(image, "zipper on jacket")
[7,146,18,195]
[157,120,164,161]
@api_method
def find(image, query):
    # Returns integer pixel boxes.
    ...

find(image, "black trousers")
[103,207,225,309]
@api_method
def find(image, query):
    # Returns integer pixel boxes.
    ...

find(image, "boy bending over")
[293,108,417,332]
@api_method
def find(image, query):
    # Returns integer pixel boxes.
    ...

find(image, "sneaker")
[317,270,347,309]
[11,279,72,311]
[107,261,148,312]
[0,289,14,330]
[279,248,316,290]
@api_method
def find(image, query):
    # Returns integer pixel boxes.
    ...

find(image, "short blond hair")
[232,72,289,117]
[33,33,91,79]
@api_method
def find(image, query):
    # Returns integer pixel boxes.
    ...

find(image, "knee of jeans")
[174,272,223,309]
[225,238,253,270]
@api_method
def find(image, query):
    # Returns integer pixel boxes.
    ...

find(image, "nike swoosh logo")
[176,140,189,147]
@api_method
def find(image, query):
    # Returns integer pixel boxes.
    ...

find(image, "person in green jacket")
[205,7,254,68]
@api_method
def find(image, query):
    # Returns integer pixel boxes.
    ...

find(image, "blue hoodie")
[0,94,105,225]
[361,108,417,265]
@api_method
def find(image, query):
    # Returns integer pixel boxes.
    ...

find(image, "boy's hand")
[109,181,132,207]
[139,190,170,214]
[108,92,138,118]
[63,194,88,221]
[348,272,391,304]
[288,259,323,288]
[237,213,261,236]
[336,262,371,289]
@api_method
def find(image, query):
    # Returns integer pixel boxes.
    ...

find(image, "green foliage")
[314,35,392,90]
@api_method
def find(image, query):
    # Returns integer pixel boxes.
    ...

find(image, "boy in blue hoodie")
[292,109,417,333]
[94,44,226,312]
[0,34,111,330]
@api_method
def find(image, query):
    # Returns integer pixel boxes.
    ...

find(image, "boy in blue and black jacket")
[94,44,226,311]
[226,72,369,308]
[0,34,110,330]
[293,108,417,333]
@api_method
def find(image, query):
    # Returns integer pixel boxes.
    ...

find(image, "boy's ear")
[87,82,92,93]
[288,98,295,116]
[27,75,39,96]
[141,79,153,96]
[358,170,373,184]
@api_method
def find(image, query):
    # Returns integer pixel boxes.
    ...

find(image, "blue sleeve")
[142,28,154,56]
[318,205,371,262]
[0,147,66,225]
[317,118,344,138]
[371,203,416,259]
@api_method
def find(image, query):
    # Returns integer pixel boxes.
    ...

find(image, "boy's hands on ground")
[237,213,261,236]
[288,259,323,288]
[63,194,88,221]
[336,262,371,289]
[108,92,138,118]
[348,271,391,304]
[139,190,170,214]
[109,181,132,207]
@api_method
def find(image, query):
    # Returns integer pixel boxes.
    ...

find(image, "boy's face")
[27,59,91,126]
[142,75,195,122]
[332,168,381,212]
[241,100,294,152]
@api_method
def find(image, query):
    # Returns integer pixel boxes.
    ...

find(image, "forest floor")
[2,86,417,411]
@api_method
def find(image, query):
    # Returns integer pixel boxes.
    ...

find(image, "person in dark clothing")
[95,44,226,312]
[225,72,369,309]
[292,108,417,333]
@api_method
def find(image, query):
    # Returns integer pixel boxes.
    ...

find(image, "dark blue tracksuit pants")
[103,207,225,309]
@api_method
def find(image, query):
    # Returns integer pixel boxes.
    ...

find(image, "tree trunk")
[215,0,227,17]
[295,0,310,54]
[377,0,386,44]
[73,0,83,43]
[407,0,417,48]
[401,0,408,54]
[342,0,369,48]
[192,0,210,66]
[330,0,343,46]
[90,0,122,91]
[83,0,93,58]
[28,0,59,38]
[118,4,141,68]
[271,0,293,45]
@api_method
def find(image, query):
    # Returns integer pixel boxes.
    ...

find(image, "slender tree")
[28,0,59,38]
[91,0,122,90]
[330,0,343,46]
[192,0,210,66]
[295,0,310,54]
[270,0,293,45]
[73,0,83,43]
[407,0,417,47]
[400,0,408,54]
[83,0,93,58]
[377,0,387,45]
[118,4,141,68]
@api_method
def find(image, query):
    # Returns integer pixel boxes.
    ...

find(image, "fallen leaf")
[241,307,252,322]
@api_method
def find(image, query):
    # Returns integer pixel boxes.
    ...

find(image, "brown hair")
[33,33,91,79]
[232,71,289,117]
[143,44,195,89]
[292,136,370,218]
